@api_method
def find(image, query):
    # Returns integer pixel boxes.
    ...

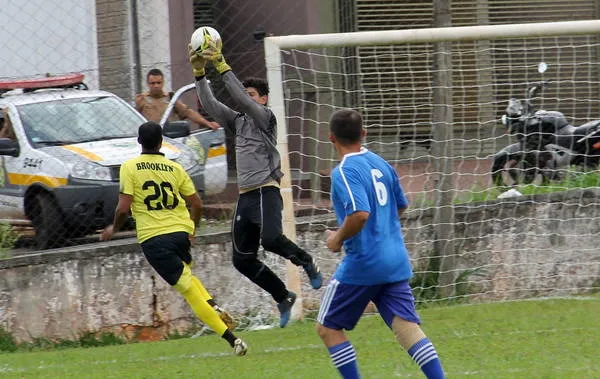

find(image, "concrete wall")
[1,189,599,343]
[96,0,135,100]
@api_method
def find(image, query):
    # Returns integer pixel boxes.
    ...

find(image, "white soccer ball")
[190,26,221,54]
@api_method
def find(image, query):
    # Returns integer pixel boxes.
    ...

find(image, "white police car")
[0,74,227,249]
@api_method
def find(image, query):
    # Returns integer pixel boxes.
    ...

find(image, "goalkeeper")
[188,32,323,328]
[100,121,247,356]
[318,109,445,378]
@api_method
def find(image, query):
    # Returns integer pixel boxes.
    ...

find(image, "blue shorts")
[317,279,420,330]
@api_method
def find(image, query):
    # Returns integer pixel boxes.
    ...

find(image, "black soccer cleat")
[277,291,297,328]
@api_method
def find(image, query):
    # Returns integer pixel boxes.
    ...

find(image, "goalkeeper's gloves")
[202,39,232,75]
[188,43,207,77]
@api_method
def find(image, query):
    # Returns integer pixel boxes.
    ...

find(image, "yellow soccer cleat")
[214,305,237,330]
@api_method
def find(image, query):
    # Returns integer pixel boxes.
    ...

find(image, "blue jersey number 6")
[371,169,388,206]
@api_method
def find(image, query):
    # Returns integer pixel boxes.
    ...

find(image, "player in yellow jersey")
[100,121,247,355]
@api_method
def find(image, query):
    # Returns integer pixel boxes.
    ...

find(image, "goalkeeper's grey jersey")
[195,71,283,191]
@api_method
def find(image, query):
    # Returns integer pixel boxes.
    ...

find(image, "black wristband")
[195,75,206,81]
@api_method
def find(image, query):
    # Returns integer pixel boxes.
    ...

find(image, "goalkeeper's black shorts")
[140,231,191,286]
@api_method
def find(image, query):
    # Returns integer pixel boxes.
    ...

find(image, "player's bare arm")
[100,193,133,241]
[181,192,203,244]
[134,94,145,113]
[326,211,369,252]
[191,112,220,130]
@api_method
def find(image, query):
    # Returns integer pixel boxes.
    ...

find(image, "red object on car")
[0,73,84,90]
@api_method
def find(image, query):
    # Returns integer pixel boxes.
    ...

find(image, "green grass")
[449,169,600,205]
[0,221,18,259]
[0,296,598,378]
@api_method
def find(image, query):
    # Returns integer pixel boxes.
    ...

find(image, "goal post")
[264,20,600,321]
[265,49,305,321]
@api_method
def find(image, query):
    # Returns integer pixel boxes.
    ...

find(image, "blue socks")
[327,338,444,378]
[407,338,445,379]
[328,341,360,379]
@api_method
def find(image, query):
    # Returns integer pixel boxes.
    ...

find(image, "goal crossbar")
[265,20,600,49]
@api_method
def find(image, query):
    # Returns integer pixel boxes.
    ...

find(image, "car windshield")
[17,96,144,146]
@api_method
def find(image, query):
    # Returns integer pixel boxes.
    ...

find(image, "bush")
[0,328,17,352]
[78,332,125,348]
[0,222,18,259]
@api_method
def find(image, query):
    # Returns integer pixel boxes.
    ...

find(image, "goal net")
[262,20,600,320]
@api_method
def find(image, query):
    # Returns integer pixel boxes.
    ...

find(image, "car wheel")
[30,193,66,249]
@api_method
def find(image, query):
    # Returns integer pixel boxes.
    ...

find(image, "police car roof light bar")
[0,73,86,92]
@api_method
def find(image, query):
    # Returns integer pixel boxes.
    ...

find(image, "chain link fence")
[1,0,598,346]
[0,0,596,251]
[0,0,340,249]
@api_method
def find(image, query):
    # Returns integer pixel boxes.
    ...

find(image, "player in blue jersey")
[317,109,445,379]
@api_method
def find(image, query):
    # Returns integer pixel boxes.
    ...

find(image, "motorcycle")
[491,62,600,186]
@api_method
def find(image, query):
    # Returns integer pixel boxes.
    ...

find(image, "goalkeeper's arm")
[221,71,272,128]
[200,37,271,126]
[188,43,237,126]
[194,78,237,127]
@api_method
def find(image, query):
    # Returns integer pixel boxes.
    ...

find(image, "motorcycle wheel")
[491,153,539,186]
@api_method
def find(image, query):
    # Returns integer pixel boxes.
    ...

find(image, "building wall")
[202,0,338,173]
[1,0,99,87]
[96,0,195,104]
[168,1,198,93]
[136,0,172,93]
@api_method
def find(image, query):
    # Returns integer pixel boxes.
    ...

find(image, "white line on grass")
[0,344,324,374]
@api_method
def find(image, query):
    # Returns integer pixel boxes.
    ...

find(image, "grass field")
[0,296,598,378]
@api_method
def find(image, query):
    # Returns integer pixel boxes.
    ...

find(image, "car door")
[0,106,70,224]
[0,107,29,223]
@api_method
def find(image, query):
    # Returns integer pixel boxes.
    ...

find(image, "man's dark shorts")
[140,231,191,285]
